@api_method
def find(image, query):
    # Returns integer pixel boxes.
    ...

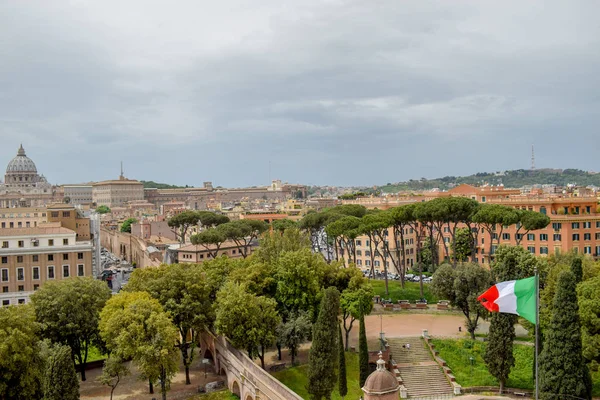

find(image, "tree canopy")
[120,217,138,233]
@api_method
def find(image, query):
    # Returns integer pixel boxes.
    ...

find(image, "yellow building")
[92,174,144,207]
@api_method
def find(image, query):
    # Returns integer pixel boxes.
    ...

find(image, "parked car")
[422,277,433,283]
[405,274,414,280]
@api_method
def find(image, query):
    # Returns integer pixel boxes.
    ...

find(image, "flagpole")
[534,267,539,400]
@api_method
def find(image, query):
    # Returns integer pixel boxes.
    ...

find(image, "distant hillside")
[379,169,600,193]
[141,180,187,189]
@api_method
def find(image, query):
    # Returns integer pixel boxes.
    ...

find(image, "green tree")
[571,257,583,284]
[307,287,340,400]
[472,204,520,259]
[452,227,473,263]
[275,249,325,321]
[190,227,227,258]
[95,205,111,214]
[358,313,369,388]
[214,282,281,369]
[219,219,269,258]
[431,263,491,339]
[578,275,600,365]
[514,210,550,246]
[539,271,591,400]
[31,277,111,381]
[253,227,311,265]
[125,264,213,385]
[167,210,201,244]
[0,305,44,400]
[99,291,180,400]
[272,218,298,234]
[99,356,130,400]
[120,217,138,233]
[338,324,348,399]
[277,311,312,366]
[43,344,79,400]
[197,211,230,228]
[340,283,374,351]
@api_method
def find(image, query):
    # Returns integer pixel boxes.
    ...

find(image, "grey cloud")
[0,1,599,186]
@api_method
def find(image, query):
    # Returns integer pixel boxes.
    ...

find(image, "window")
[1,241,7,248]
[596,246,600,256]
[540,207,547,215]
[573,234,580,241]
[527,246,536,254]
[502,233,510,240]
[356,259,362,266]
[62,254,69,261]
[597,221,600,229]
[17,299,25,304]
[540,247,549,254]
[356,250,362,256]
[51,211,59,218]
[63,265,70,278]
[16,256,23,263]
[48,266,55,279]
[596,233,600,240]
[515,233,523,241]
[365,260,371,266]
[374,260,380,267]
[491,245,498,254]
[63,238,69,245]
[48,254,54,261]
[17,268,24,281]
[584,233,591,241]
[444,237,450,243]
[48,239,54,246]
[2,286,7,293]
[355,240,362,246]
[18,285,24,292]
[583,222,591,229]
[62,211,71,217]
[1,269,8,282]
[33,267,39,280]
[33,240,38,247]
[584,246,592,255]
[481,238,485,244]
[33,284,39,291]
[540,234,548,241]
[2,300,9,307]
[481,196,486,202]
[1,257,6,265]
[18,240,24,248]
[443,227,449,233]
[552,222,562,230]
[0,223,4,228]
[572,222,580,229]
[78,265,84,277]
[527,233,535,241]
[366,240,370,247]
[365,250,371,257]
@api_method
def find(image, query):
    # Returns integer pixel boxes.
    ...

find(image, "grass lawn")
[431,338,600,396]
[370,280,438,303]
[273,352,362,400]
[77,345,106,365]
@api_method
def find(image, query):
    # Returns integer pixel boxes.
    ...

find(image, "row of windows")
[0,212,46,218]
[1,253,85,264]
[2,299,27,306]
[1,264,85,282]
[0,221,39,228]
[1,238,73,247]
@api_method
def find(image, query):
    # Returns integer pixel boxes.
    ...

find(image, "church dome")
[6,145,37,174]
[363,354,399,395]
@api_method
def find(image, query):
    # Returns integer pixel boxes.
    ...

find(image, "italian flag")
[478,276,537,324]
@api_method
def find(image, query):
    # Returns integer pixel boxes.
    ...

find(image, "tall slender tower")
[531,144,535,170]
[120,161,124,179]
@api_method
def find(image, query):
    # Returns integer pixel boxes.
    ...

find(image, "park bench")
[415,301,428,309]
[397,300,411,309]
[383,303,394,310]
[514,392,527,397]
[437,300,450,310]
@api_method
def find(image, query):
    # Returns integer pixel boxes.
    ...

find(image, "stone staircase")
[388,337,454,398]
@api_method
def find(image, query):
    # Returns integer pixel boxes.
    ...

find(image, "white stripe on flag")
[495,280,518,315]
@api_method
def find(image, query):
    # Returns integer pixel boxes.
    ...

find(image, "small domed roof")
[6,145,37,174]
[362,353,399,394]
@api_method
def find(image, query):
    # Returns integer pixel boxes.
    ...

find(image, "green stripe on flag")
[514,276,536,324]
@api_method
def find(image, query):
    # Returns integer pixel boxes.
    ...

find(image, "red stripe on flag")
[478,284,500,313]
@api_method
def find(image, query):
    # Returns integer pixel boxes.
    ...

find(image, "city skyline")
[1,1,599,187]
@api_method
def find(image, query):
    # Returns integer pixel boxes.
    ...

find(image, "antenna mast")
[531,145,535,170]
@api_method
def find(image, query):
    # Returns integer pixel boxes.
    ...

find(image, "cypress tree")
[484,313,516,393]
[571,257,583,284]
[538,270,591,400]
[338,324,347,399]
[307,287,340,400]
[44,344,79,400]
[358,312,369,388]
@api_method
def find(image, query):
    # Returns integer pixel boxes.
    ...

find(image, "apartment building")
[0,226,93,306]
[63,185,93,205]
[177,241,253,264]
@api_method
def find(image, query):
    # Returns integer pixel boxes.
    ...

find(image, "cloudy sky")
[1,1,599,187]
